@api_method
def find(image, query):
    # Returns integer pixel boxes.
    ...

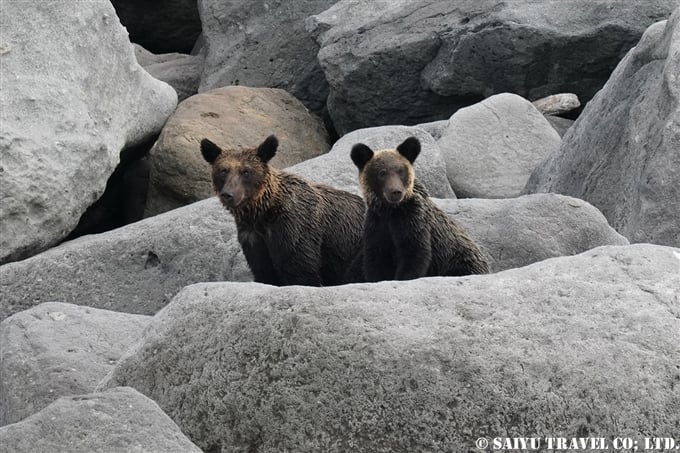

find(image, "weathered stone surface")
[100,244,680,452]
[0,197,250,322]
[0,303,149,426]
[438,93,561,198]
[0,387,202,453]
[111,0,201,54]
[146,86,330,217]
[0,194,626,322]
[308,0,675,134]
[438,194,628,272]
[544,115,575,138]
[532,93,580,116]
[198,0,337,114]
[134,44,204,102]
[526,11,680,246]
[288,125,455,198]
[0,0,177,264]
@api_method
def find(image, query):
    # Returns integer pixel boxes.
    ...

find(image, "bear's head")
[200,135,278,209]
[350,136,421,205]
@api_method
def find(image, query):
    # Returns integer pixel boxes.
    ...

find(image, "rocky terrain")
[0,1,678,452]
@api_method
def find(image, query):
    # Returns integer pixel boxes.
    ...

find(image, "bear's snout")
[219,187,244,208]
[383,188,405,204]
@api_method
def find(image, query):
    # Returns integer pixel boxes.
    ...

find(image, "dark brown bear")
[350,136,489,281]
[201,136,365,286]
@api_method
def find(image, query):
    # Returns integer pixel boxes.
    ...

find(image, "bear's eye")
[240,168,251,176]
[398,167,406,175]
[378,169,387,178]
[218,169,229,176]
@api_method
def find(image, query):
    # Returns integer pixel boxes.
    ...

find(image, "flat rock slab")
[0,302,150,426]
[0,387,202,453]
[438,93,561,198]
[526,10,680,246]
[0,194,626,322]
[100,244,680,452]
[0,0,177,264]
[146,86,330,216]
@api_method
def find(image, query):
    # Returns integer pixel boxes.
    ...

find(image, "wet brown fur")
[351,137,489,281]
[202,137,365,286]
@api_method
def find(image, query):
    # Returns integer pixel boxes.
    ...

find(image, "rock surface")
[544,115,575,138]
[438,194,628,272]
[438,93,561,198]
[288,125,455,198]
[0,387,202,453]
[100,244,680,452]
[198,0,337,114]
[134,45,204,102]
[531,93,580,116]
[525,11,680,246]
[146,86,330,217]
[308,0,675,133]
[0,197,250,322]
[0,194,626,322]
[0,303,149,426]
[111,0,202,53]
[0,0,177,264]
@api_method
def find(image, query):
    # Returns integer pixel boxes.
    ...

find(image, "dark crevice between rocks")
[64,136,158,242]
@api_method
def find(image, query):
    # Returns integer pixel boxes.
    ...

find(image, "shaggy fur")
[351,137,489,281]
[202,136,365,286]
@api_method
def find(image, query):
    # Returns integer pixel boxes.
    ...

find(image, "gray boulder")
[0,0,177,264]
[134,44,204,102]
[0,194,626,322]
[198,0,337,114]
[100,244,680,452]
[531,93,580,116]
[0,387,202,453]
[0,197,250,322]
[439,194,628,272]
[525,10,680,246]
[0,303,149,426]
[289,125,455,198]
[438,93,561,198]
[544,115,575,138]
[308,0,676,134]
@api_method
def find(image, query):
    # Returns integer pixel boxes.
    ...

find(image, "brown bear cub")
[201,136,365,286]
[350,136,489,281]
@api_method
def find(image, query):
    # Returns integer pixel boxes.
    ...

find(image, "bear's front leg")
[392,225,432,280]
[238,230,281,285]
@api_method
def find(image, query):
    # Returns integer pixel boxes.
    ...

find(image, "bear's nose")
[221,191,234,201]
[385,189,404,203]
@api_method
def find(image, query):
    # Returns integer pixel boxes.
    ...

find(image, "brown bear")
[350,136,489,281]
[201,135,365,286]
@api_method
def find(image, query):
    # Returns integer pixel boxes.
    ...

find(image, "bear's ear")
[396,136,421,163]
[201,139,222,164]
[257,135,278,163]
[350,143,374,170]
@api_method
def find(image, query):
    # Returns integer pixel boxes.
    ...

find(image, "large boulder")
[110,0,201,54]
[308,0,676,134]
[198,0,337,114]
[288,125,455,198]
[525,10,680,246]
[0,194,626,322]
[0,303,149,426]
[438,93,561,198]
[0,0,177,264]
[100,244,680,452]
[437,194,628,272]
[0,197,250,322]
[145,86,330,217]
[0,387,202,453]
